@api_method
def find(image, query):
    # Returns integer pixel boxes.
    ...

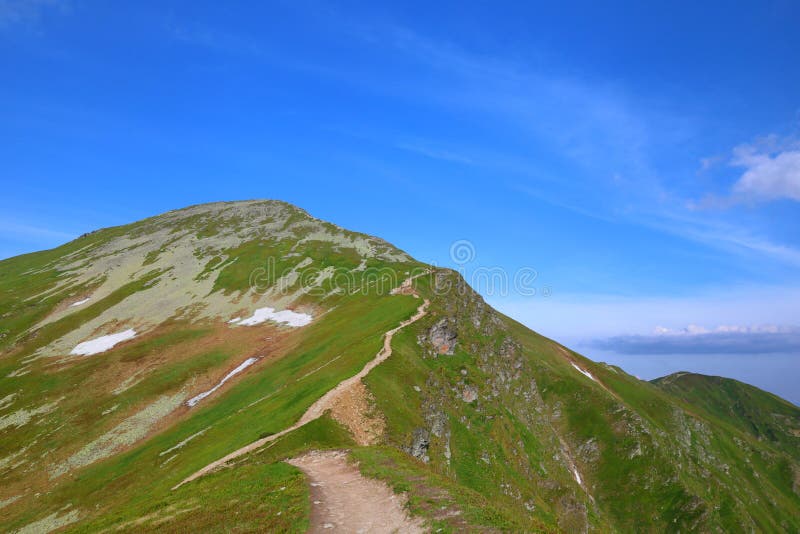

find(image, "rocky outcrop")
[407,428,430,463]
[427,318,458,355]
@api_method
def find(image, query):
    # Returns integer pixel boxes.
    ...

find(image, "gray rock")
[428,411,448,438]
[577,438,600,463]
[428,318,457,355]
[408,428,430,463]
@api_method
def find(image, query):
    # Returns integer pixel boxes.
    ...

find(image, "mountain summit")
[1,200,798,532]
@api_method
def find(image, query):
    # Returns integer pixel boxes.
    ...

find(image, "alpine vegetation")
[0,201,797,532]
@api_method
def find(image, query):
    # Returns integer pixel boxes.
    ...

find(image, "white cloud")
[731,137,800,201]
[592,325,800,355]
[651,324,791,336]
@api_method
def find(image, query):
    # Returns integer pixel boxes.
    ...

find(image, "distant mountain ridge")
[0,200,798,532]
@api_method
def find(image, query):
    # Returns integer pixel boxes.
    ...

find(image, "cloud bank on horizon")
[592,325,800,355]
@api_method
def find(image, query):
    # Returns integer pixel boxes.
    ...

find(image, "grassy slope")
[507,313,799,531]
[0,201,426,530]
[1,201,798,532]
[1,282,421,531]
[74,416,355,533]
[362,271,800,532]
[653,372,800,455]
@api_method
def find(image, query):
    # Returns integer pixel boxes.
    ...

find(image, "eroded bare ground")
[329,379,385,446]
[287,450,426,534]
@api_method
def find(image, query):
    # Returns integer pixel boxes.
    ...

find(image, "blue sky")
[2,1,799,402]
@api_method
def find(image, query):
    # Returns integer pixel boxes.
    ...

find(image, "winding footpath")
[287,450,426,533]
[173,274,430,490]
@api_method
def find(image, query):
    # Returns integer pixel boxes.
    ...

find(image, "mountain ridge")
[0,200,798,532]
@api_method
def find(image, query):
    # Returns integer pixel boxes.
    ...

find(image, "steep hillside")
[653,372,800,459]
[0,200,798,532]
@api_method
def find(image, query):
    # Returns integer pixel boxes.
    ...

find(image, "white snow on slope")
[70,297,91,307]
[187,357,258,407]
[159,427,210,456]
[572,466,583,485]
[70,329,136,356]
[229,307,312,327]
[571,362,597,383]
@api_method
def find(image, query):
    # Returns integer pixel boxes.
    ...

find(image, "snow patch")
[571,362,597,383]
[159,427,210,456]
[187,357,258,407]
[229,308,312,327]
[572,466,583,485]
[70,297,91,307]
[296,354,343,382]
[70,329,136,356]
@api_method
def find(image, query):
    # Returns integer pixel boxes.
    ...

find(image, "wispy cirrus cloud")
[394,141,475,165]
[169,10,800,271]
[170,23,264,56]
[0,0,67,29]
[372,26,667,185]
[0,220,76,259]
[335,22,800,268]
[0,220,75,241]
[633,207,800,266]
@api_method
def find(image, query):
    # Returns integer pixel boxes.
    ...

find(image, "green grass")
[1,288,421,531]
[70,416,355,533]
[653,372,800,458]
[351,446,549,532]
[2,202,798,533]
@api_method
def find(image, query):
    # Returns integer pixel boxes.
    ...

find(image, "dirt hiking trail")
[174,273,430,489]
[287,450,426,533]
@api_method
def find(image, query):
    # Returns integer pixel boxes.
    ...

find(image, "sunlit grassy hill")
[1,200,797,532]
